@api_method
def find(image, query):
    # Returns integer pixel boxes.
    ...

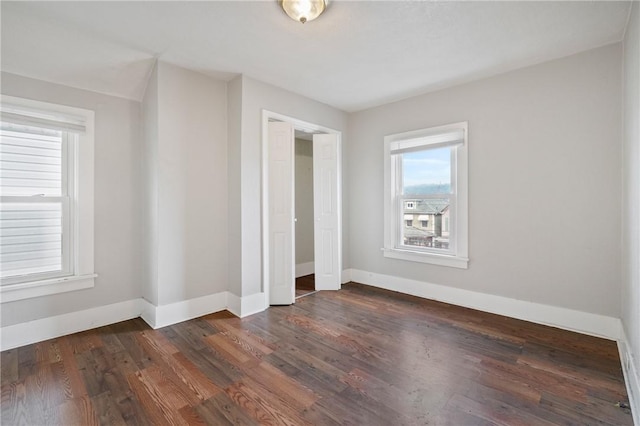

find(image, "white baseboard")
[227,291,267,318]
[347,269,622,341]
[0,299,142,351]
[295,262,315,278]
[141,291,228,329]
[619,330,640,426]
[341,268,352,284]
[139,298,157,330]
[1,290,267,350]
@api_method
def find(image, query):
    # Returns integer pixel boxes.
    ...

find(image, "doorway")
[294,134,316,299]
[262,111,342,306]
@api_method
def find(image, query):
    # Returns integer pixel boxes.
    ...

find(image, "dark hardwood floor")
[1,282,633,425]
[295,274,316,298]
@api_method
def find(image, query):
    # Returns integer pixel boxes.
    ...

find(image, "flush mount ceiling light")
[280,0,327,24]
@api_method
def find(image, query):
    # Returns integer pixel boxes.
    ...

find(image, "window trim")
[383,121,469,269]
[0,95,96,302]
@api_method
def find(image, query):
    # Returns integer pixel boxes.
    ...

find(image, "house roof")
[405,199,449,215]
[403,227,434,238]
[0,2,632,111]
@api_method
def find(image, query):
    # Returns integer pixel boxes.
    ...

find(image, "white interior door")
[313,133,341,290]
[268,121,295,305]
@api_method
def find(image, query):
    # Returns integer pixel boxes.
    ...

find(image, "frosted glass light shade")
[280,0,327,24]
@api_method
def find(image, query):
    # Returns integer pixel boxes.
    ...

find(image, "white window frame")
[383,121,469,269]
[1,95,96,302]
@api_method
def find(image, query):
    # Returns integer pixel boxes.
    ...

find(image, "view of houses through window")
[402,199,450,249]
[400,146,452,251]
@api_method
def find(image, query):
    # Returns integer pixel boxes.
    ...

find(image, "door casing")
[262,110,342,306]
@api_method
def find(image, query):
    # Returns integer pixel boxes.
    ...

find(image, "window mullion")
[393,153,403,248]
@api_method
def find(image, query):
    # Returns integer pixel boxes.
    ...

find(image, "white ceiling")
[0,1,632,112]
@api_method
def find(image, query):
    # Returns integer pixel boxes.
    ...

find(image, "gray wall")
[1,72,143,326]
[622,1,640,396]
[226,76,243,297]
[149,62,229,306]
[347,44,622,317]
[295,138,314,265]
[142,64,159,305]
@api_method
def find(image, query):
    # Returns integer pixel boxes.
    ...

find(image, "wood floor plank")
[26,362,68,411]
[191,398,234,426]
[74,348,112,397]
[67,329,104,355]
[138,365,193,410]
[1,349,19,386]
[462,381,557,426]
[480,356,591,403]
[170,319,217,352]
[244,361,319,411]
[238,376,314,425]
[91,391,127,426]
[56,395,100,426]
[172,352,222,400]
[477,370,543,404]
[136,332,220,402]
[304,386,407,426]
[99,326,128,355]
[216,325,275,357]
[0,282,633,425]
[265,344,348,396]
[127,369,188,426]
[109,319,154,371]
[203,333,261,369]
[177,404,208,426]
[1,381,29,425]
[16,345,36,382]
[57,338,89,400]
[447,392,536,426]
[195,392,258,426]
[224,380,312,426]
[140,329,180,355]
[191,346,244,388]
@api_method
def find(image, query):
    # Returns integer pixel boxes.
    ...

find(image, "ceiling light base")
[280,0,327,24]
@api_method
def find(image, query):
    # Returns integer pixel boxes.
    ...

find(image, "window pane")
[402,147,451,195]
[0,124,63,196]
[402,198,450,250]
[0,202,63,279]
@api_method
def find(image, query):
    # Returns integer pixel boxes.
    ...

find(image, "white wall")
[295,138,314,265]
[347,44,622,317]
[0,72,143,326]
[152,62,229,305]
[232,75,348,297]
[622,0,640,411]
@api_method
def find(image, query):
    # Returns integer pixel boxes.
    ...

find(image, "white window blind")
[388,129,465,155]
[1,103,87,133]
[1,121,73,282]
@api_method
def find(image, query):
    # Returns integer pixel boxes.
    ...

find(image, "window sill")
[383,248,468,269]
[1,274,97,303]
